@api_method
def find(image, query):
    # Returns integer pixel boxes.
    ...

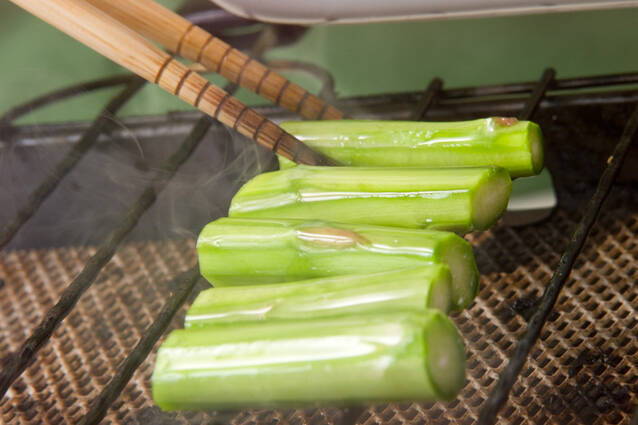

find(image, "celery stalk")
[185,265,453,327]
[197,217,478,310]
[152,311,466,410]
[229,165,512,233]
[279,118,543,178]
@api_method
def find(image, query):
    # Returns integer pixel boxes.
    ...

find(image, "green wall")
[2,2,638,124]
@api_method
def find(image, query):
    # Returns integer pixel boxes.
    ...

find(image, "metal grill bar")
[6,71,638,150]
[432,90,638,117]
[264,59,339,104]
[0,115,212,400]
[443,71,638,100]
[518,68,555,120]
[0,77,145,250]
[465,67,555,424]
[78,267,202,425]
[328,69,638,116]
[412,77,443,121]
[478,103,638,425]
[9,88,638,149]
[0,74,136,129]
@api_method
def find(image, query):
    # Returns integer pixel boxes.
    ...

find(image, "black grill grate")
[1,59,638,423]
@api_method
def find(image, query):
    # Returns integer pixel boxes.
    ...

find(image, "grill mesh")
[1,189,636,425]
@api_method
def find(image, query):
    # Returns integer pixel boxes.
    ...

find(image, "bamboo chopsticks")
[85,0,344,121]
[9,0,339,166]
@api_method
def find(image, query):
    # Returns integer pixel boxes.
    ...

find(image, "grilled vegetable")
[186,265,453,327]
[279,118,543,178]
[229,165,512,233]
[197,217,478,310]
[152,311,466,410]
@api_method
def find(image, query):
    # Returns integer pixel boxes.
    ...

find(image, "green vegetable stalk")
[186,265,453,327]
[197,217,478,310]
[229,165,512,233]
[152,311,466,410]
[279,118,543,178]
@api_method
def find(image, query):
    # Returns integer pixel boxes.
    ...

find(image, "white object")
[503,168,557,227]
[210,0,638,25]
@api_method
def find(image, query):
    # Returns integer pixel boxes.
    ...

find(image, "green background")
[2,2,638,124]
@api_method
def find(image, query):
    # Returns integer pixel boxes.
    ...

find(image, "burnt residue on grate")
[560,346,635,422]
[508,291,560,322]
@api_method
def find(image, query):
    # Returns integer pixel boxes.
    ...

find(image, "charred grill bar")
[78,267,203,425]
[412,77,443,121]
[1,64,637,424]
[0,77,146,250]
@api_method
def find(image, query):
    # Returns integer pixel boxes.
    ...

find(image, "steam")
[0,114,275,249]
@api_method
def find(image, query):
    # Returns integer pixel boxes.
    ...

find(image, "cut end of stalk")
[438,235,479,310]
[528,122,545,176]
[425,266,454,313]
[423,311,466,400]
[471,167,512,231]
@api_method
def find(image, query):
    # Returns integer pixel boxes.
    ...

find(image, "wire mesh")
[1,189,636,424]
[479,70,638,423]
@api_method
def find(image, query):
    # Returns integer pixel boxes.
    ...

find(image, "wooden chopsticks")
[86,0,343,121]
[9,0,339,166]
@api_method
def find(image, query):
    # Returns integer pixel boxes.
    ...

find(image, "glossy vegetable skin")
[152,311,466,410]
[197,217,479,310]
[185,265,454,327]
[229,165,512,233]
[279,118,544,178]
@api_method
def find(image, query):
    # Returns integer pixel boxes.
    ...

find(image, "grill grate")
[1,59,638,422]
[1,194,636,424]
[479,102,638,424]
